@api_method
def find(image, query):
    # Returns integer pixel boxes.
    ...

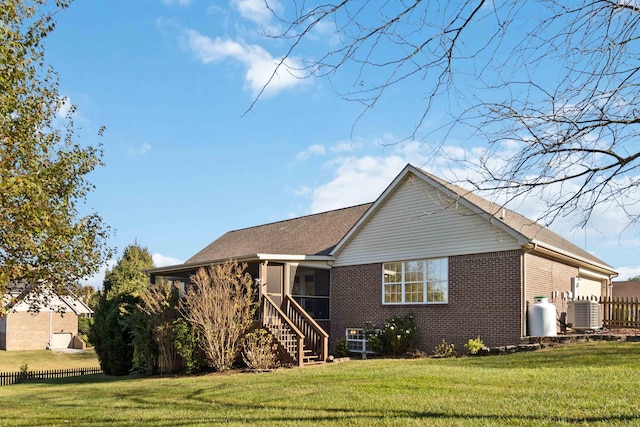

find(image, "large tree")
[90,244,153,375]
[265,0,640,228]
[0,0,111,306]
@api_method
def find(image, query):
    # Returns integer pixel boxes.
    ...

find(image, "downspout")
[522,243,538,338]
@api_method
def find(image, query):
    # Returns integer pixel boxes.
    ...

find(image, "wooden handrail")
[262,295,305,366]
[284,295,329,363]
[284,295,329,338]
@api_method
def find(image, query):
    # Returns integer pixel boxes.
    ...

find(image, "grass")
[0,348,99,372]
[1,342,639,426]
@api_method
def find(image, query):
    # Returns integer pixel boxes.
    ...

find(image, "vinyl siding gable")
[333,174,521,266]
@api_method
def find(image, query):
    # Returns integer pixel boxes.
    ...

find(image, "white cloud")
[56,96,74,119]
[296,144,326,160]
[231,0,279,27]
[294,185,311,196]
[183,29,308,96]
[614,265,640,281]
[152,253,184,267]
[309,155,407,213]
[127,142,151,158]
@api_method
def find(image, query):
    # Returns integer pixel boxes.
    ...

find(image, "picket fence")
[0,366,102,386]
[600,296,640,329]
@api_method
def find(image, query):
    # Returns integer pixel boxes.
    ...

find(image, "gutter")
[523,240,617,276]
[144,253,335,275]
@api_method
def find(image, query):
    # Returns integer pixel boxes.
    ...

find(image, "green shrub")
[433,339,457,358]
[333,339,349,358]
[364,314,417,356]
[77,316,93,345]
[464,336,485,355]
[90,294,139,375]
[173,318,202,374]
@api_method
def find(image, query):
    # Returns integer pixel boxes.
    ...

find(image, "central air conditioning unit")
[567,299,602,330]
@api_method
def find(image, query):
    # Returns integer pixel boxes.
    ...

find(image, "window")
[345,328,372,353]
[383,258,448,304]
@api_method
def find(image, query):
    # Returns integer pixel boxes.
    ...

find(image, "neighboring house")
[148,164,617,364]
[611,281,640,299]
[0,288,92,351]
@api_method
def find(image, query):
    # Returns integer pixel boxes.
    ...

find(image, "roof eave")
[525,240,617,277]
[145,253,335,276]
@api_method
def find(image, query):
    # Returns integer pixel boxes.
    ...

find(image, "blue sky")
[42,1,640,286]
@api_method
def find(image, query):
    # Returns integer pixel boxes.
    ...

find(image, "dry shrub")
[138,279,181,374]
[243,328,278,370]
[181,260,256,372]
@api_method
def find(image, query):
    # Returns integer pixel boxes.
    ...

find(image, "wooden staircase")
[261,294,328,367]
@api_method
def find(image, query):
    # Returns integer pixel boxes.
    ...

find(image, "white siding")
[334,175,521,266]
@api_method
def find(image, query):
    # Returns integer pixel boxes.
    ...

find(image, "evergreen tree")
[90,244,153,375]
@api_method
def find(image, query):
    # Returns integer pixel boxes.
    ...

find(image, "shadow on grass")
[66,395,640,426]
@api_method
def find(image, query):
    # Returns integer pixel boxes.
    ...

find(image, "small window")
[383,258,448,304]
[345,328,372,353]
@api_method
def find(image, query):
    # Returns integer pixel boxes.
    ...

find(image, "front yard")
[0,341,639,426]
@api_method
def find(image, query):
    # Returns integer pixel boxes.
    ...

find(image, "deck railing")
[284,295,329,363]
[261,295,305,367]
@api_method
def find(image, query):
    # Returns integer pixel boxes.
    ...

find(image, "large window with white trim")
[383,258,448,304]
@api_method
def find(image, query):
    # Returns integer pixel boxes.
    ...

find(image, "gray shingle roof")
[185,203,372,264]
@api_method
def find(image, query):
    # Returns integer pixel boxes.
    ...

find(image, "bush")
[434,339,457,358]
[242,329,278,370]
[464,336,485,355]
[77,316,92,345]
[90,294,139,375]
[332,339,350,358]
[181,261,256,372]
[173,318,202,374]
[364,314,417,356]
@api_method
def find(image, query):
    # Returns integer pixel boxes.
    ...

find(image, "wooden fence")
[600,296,640,329]
[0,367,102,386]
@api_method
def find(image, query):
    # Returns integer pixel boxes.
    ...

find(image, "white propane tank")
[527,296,557,337]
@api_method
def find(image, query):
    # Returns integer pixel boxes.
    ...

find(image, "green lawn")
[1,342,639,426]
[0,349,99,372]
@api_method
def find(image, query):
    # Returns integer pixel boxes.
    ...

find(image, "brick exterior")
[330,250,524,352]
[524,252,579,333]
[3,311,78,351]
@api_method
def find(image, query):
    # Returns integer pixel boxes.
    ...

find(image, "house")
[0,288,92,351]
[147,164,617,364]
[611,281,640,299]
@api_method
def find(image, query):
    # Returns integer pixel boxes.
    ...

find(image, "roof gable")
[331,164,614,272]
[185,203,372,264]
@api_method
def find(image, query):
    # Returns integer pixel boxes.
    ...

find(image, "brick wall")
[330,250,524,353]
[524,252,578,333]
[4,311,78,351]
